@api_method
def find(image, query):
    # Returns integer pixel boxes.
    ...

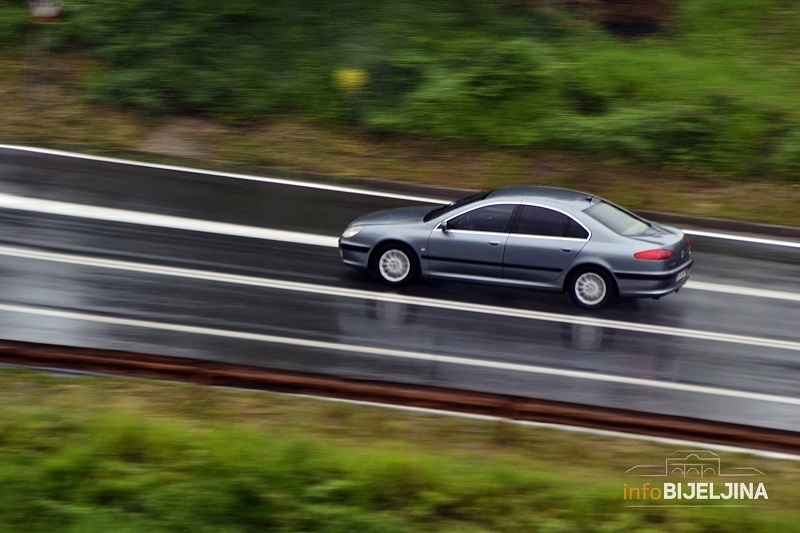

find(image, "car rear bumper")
[613,260,693,298]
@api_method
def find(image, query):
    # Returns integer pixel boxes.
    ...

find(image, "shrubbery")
[0,1,29,44]
[7,0,800,180]
[1,370,798,532]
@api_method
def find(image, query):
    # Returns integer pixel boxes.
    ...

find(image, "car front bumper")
[339,239,371,269]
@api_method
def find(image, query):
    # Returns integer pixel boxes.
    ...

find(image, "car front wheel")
[569,268,615,310]
[374,244,417,286]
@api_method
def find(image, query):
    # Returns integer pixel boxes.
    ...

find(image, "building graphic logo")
[623,450,768,505]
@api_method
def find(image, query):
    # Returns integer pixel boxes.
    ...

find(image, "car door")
[426,203,517,280]
[503,204,589,283]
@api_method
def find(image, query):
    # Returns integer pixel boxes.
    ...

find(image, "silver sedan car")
[338,186,692,309]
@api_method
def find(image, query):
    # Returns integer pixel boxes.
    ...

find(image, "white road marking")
[685,229,800,250]
[0,144,445,204]
[0,244,798,351]
[0,192,340,248]
[1,301,799,407]
[3,144,800,249]
[299,395,800,462]
[0,192,797,303]
[687,281,800,303]
[0,183,798,305]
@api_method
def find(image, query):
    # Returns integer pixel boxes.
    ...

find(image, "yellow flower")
[333,68,369,93]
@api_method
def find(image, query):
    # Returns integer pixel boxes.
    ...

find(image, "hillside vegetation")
[3,0,800,186]
[1,368,799,532]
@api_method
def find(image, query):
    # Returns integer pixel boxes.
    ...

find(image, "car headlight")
[341,225,363,239]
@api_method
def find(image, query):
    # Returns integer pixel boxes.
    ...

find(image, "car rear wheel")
[569,268,615,310]
[374,244,417,286]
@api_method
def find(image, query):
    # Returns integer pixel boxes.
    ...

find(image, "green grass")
[0,367,798,532]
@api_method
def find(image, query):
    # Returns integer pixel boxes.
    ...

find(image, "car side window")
[512,205,589,239]
[447,204,516,233]
[565,218,590,239]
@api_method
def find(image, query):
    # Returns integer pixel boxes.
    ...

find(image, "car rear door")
[503,205,589,283]
[425,203,517,279]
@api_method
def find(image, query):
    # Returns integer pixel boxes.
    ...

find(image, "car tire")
[373,244,418,286]
[568,268,615,310]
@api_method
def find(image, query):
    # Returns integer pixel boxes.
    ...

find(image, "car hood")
[351,206,434,226]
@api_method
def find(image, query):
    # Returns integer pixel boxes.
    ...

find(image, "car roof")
[486,186,595,207]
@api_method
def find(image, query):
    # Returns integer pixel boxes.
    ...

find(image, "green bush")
[770,126,800,180]
[15,0,800,181]
[0,2,32,45]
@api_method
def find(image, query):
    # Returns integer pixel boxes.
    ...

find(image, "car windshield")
[423,190,490,222]
[583,201,650,236]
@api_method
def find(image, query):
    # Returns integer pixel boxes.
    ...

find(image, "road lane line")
[1,192,799,304]
[686,281,800,303]
[4,145,800,249]
[0,301,799,406]
[0,244,798,352]
[302,395,800,462]
[0,193,340,248]
[684,229,800,250]
[0,145,445,204]
[0,189,797,303]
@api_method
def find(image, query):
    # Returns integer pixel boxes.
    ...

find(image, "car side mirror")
[440,221,449,232]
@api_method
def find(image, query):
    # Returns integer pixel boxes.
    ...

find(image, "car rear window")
[584,201,649,236]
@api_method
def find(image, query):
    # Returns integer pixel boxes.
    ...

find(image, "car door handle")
[561,248,573,252]
[489,241,500,246]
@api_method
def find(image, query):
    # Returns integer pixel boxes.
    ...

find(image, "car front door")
[503,205,589,283]
[425,203,517,280]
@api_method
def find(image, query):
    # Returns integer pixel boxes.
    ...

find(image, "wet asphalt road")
[1,146,799,432]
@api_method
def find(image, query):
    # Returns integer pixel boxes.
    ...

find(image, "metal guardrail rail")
[1,340,798,455]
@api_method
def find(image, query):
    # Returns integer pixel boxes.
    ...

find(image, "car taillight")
[686,235,691,247]
[634,249,676,260]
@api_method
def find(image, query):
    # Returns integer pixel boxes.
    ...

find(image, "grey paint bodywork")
[339,186,692,300]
